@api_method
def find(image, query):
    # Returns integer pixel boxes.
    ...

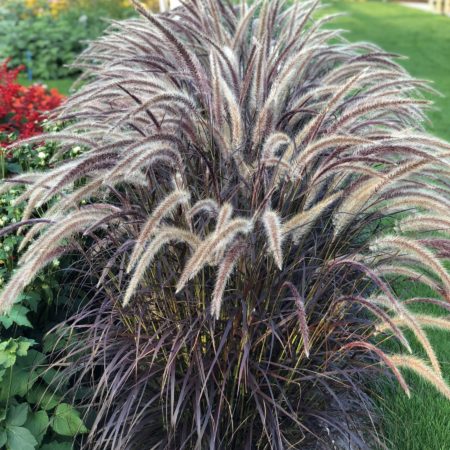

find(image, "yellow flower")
[49,0,69,17]
[24,0,47,17]
[121,0,160,11]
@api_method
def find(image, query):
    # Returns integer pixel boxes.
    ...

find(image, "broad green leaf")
[43,331,74,355]
[0,366,35,400]
[5,305,33,328]
[51,404,87,437]
[6,425,37,450]
[17,338,34,356]
[0,351,15,369]
[18,349,46,369]
[0,340,16,352]
[39,367,65,388]
[0,340,18,369]
[24,410,49,445]
[6,403,28,427]
[21,292,41,312]
[0,429,7,447]
[0,315,13,329]
[42,333,60,354]
[0,338,36,370]
[27,385,61,411]
[5,163,22,174]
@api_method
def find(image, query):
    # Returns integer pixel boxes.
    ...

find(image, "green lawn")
[322,2,450,449]
[19,75,75,95]
[324,1,450,141]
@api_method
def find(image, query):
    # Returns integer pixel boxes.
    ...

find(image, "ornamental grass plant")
[0,1,450,449]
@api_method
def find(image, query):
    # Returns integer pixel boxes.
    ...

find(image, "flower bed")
[0,60,64,146]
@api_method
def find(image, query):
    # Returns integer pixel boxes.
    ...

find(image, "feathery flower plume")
[291,135,371,175]
[127,189,190,272]
[260,132,291,160]
[390,355,450,400]
[396,215,450,234]
[283,282,310,358]
[124,227,200,307]
[372,236,450,297]
[334,159,430,235]
[187,199,219,221]
[283,193,341,242]
[210,239,246,320]
[341,342,411,398]
[336,296,412,353]
[215,203,233,232]
[374,306,442,375]
[0,206,116,313]
[403,297,450,313]
[0,0,449,446]
[379,315,450,333]
[176,218,252,293]
[262,209,284,270]
[375,265,445,297]
[0,173,40,196]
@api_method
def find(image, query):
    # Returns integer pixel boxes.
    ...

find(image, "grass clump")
[0,1,449,448]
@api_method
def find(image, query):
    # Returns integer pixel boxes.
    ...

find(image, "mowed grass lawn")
[322,2,450,449]
[19,75,74,95]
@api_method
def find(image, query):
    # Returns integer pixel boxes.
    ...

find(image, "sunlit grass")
[18,74,75,95]
[322,2,450,448]
[322,1,450,141]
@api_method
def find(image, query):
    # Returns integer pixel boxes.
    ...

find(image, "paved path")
[400,1,450,15]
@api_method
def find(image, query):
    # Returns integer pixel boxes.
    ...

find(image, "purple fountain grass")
[0,0,450,448]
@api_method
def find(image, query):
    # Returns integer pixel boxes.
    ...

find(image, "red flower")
[0,59,65,147]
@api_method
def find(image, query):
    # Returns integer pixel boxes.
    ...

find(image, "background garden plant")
[0,1,449,449]
[0,64,86,449]
[0,134,89,450]
[0,60,64,147]
[0,0,159,81]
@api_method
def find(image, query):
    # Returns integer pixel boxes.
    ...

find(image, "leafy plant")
[0,12,107,81]
[0,343,85,450]
[0,60,64,152]
[0,1,161,81]
[0,134,87,449]
[1,0,450,448]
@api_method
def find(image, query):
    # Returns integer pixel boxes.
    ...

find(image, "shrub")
[0,12,108,81]
[0,1,161,80]
[1,1,450,448]
[0,60,64,147]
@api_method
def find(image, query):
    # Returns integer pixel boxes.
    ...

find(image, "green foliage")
[0,130,87,448]
[0,393,84,449]
[40,443,73,450]
[0,0,139,81]
[0,12,108,80]
[0,1,31,21]
[323,0,450,142]
[50,405,87,438]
